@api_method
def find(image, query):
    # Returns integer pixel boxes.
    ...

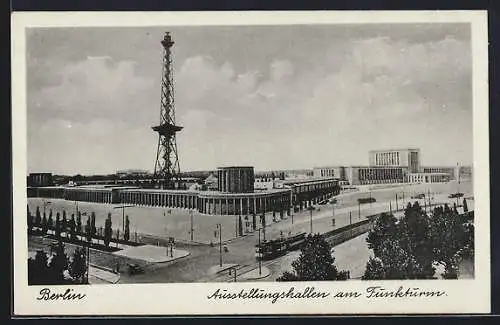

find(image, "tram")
[255,232,307,260]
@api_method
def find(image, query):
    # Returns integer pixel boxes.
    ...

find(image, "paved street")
[28,180,473,283]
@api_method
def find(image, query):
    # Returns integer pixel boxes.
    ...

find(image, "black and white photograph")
[12,11,490,315]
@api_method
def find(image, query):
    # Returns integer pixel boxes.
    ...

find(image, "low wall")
[323,218,374,247]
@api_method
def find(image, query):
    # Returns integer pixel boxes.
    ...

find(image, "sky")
[26,24,473,175]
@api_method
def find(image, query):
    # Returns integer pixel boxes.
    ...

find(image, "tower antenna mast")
[152,32,183,189]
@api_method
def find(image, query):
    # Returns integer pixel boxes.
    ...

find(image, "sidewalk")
[239,266,270,281]
[207,263,239,275]
[89,265,120,284]
[113,244,190,263]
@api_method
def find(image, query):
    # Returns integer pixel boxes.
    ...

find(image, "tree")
[91,212,97,237]
[27,205,33,234]
[62,210,68,235]
[41,210,48,234]
[104,213,112,247]
[69,247,87,284]
[55,212,61,238]
[374,229,425,279]
[429,205,468,279]
[47,209,54,231]
[362,257,385,280]
[238,215,243,237]
[85,216,92,243]
[28,250,50,285]
[35,206,41,228]
[124,215,130,241]
[69,214,76,240]
[362,203,437,280]
[399,201,435,279]
[463,198,468,213]
[252,213,257,230]
[76,211,82,235]
[49,241,69,283]
[277,234,349,281]
[366,212,397,257]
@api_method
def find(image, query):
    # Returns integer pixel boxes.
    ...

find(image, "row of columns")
[31,179,340,217]
[292,181,340,212]
[359,168,404,184]
[34,188,65,199]
[198,193,291,215]
[120,191,198,209]
[64,190,112,203]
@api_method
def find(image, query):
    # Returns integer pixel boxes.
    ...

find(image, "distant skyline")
[27,24,473,175]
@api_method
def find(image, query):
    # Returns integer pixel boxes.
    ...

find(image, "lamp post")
[428,189,432,212]
[189,209,194,241]
[257,228,262,276]
[113,205,134,233]
[216,223,222,267]
[308,205,314,234]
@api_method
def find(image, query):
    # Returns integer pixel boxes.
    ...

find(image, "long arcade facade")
[27,178,339,216]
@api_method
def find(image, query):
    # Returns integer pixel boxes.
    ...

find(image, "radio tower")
[152,32,182,189]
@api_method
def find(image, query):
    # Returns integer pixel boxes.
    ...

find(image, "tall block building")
[369,148,420,173]
[314,148,468,185]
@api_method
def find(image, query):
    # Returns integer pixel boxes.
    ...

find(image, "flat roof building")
[369,148,421,173]
[217,166,254,194]
[313,148,470,186]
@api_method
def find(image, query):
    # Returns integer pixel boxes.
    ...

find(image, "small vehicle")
[127,263,144,275]
[412,193,426,199]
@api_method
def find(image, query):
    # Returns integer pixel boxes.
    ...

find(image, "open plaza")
[27,179,473,283]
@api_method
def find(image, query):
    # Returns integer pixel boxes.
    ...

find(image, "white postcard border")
[11,10,490,315]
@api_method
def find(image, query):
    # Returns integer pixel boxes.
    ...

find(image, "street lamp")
[189,209,195,241]
[307,205,314,234]
[216,223,223,267]
[113,205,134,233]
[257,228,262,275]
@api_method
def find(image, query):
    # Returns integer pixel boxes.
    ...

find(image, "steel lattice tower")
[152,32,182,189]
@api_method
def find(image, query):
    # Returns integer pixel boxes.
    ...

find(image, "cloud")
[174,35,472,169]
[28,56,156,124]
[28,30,473,174]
